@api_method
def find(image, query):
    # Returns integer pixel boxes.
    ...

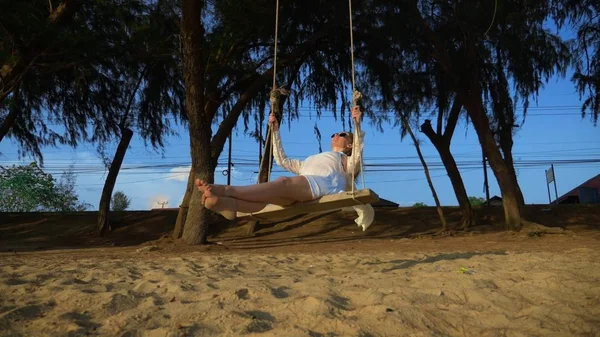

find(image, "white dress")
[271,129,375,231]
[271,130,364,198]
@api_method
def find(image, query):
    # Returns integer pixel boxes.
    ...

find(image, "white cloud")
[167,165,256,184]
[215,165,256,184]
[167,165,191,182]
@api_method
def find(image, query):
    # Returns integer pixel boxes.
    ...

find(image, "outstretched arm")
[269,114,303,175]
[347,106,365,177]
[347,124,365,177]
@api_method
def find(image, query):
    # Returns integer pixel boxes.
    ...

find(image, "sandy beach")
[1,206,600,336]
[1,246,599,337]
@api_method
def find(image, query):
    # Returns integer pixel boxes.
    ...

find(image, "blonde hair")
[342,132,353,156]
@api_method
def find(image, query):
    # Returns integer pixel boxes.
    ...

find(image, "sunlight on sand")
[1,248,599,337]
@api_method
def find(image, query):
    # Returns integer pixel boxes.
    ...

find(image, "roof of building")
[553,173,600,204]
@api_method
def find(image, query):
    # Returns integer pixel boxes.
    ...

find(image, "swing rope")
[258,0,282,184]
[261,0,367,203]
[348,0,366,197]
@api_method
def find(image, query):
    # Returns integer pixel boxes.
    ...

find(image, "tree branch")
[443,97,462,140]
[420,119,440,144]
[0,0,77,104]
[120,66,147,130]
[408,0,455,77]
[209,21,339,160]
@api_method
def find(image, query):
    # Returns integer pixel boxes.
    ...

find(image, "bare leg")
[196,177,314,204]
[204,196,272,220]
[196,180,298,220]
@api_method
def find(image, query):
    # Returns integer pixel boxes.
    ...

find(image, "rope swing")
[259,0,289,184]
[348,0,366,197]
[240,0,379,221]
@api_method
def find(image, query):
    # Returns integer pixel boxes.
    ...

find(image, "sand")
[1,246,599,337]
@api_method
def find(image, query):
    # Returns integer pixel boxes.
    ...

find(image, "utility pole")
[157,201,168,209]
[483,152,490,205]
[551,164,559,200]
[227,132,233,185]
[546,169,552,203]
[258,119,263,163]
[545,165,559,203]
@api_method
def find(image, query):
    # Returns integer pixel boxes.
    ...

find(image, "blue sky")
[1,66,597,210]
[1,19,599,210]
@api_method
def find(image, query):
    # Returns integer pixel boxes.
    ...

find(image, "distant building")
[485,195,503,206]
[552,174,600,204]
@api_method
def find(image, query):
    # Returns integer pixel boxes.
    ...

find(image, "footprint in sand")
[235,310,276,334]
[4,278,28,286]
[270,286,290,299]
[0,301,56,330]
[326,293,353,313]
[60,312,101,331]
[103,293,140,315]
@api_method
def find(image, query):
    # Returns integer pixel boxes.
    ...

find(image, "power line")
[2,144,599,165]
[70,159,598,187]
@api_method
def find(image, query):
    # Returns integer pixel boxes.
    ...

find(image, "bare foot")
[195,179,213,205]
[204,196,237,220]
[195,179,228,197]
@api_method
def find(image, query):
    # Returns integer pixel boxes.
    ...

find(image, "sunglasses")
[331,132,350,138]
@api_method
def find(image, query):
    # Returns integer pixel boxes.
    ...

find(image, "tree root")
[460,214,481,230]
[432,228,457,237]
[521,220,574,237]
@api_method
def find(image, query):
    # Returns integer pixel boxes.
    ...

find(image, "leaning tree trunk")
[498,135,526,212]
[464,97,522,230]
[400,113,448,231]
[96,128,134,236]
[421,120,478,229]
[180,0,213,245]
[248,101,284,236]
[173,164,195,239]
[437,145,477,228]
[95,63,145,236]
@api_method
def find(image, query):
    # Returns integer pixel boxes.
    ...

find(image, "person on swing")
[196,105,364,220]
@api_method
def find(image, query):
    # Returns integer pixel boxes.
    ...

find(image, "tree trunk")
[257,106,285,184]
[411,0,523,230]
[249,62,302,236]
[399,112,448,230]
[181,164,214,245]
[438,145,477,228]
[180,0,213,245]
[421,120,477,229]
[96,128,133,236]
[173,164,195,239]
[464,97,522,230]
[499,135,526,213]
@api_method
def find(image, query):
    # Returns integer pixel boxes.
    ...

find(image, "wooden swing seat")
[236,188,379,220]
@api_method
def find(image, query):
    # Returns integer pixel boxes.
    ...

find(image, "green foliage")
[53,167,91,212]
[0,163,55,212]
[412,202,428,207]
[0,162,90,212]
[552,0,599,125]
[111,191,131,211]
[468,196,487,206]
[0,0,185,163]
